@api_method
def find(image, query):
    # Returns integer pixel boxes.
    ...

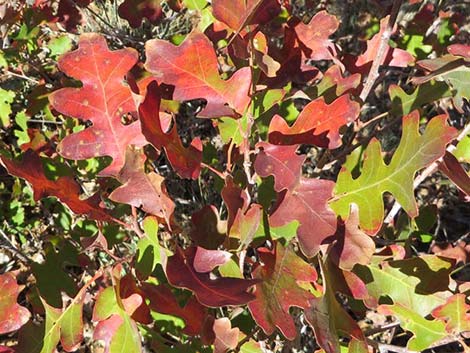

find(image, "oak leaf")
[166,247,258,307]
[49,33,147,177]
[254,143,337,257]
[213,318,240,353]
[248,242,317,340]
[0,150,111,222]
[212,0,280,33]
[0,273,30,335]
[145,32,251,117]
[331,111,457,234]
[118,0,163,28]
[432,294,470,335]
[268,95,360,149]
[109,147,175,226]
[139,81,202,179]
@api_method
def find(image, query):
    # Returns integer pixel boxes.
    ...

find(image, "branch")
[359,0,403,103]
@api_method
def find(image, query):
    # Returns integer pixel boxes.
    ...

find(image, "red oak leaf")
[268,95,360,149]
[254,143,338,257]
[348,16,414,73]
[0,273,30,334]
[109,147,175,226]
[49,33,147,177]
[248,242,317,340]
[213,318,240,353]
[212,0,281,33]
[294,10,339,62]
[145,32,251,118]
[141,283,209,336]
[166,247,258,307]
[0,150,111,222]
[118,0,163,28]
[139,81,202,179]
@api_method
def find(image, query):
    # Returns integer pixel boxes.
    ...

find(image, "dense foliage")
[0,0,470,352]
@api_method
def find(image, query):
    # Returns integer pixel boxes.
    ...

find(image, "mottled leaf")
[0,272,30,334]
[248,242,317,340]
[305,260,365,353]
[432,294,470,335]
[109,147,175,226]
[49,33,146,177]
[145,32,251,117]
[331,111,457,234]
[166,247,257,307]
[269,95,360,149]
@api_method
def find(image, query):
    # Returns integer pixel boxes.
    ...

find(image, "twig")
[2,70,39,84]
[366,338,418,353]
[384,120,470,224]
[364,321,401,336]
[359,0,403,102]
[201,162,226,180]
[0,228,32,264]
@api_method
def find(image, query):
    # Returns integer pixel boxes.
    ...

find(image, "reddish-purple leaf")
[212,0,280,32]
[213,318,240,353]
[438,151,470,197]
[0,150,111,222]
[145,32,251,117]
[255,143,337,257]
[221,177,250,232]
[49,33,147,177]
[190,205,227,250]
[268,95,360,149]
[109,147,175,226]
[141,283,208,336]
[166,247,258,307]
[316,65,361,97]
[294,10,339,62]
[194,247,232,273]
[248,242,317,340]
[0,273,30,335]
[139,81,202,179]
[118,0,163,28]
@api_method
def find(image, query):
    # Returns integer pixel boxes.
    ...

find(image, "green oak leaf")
[378,304,447,351]
[330,111,456,234]
[432,294,470,335]
[0,88,15,127]
[389,81,451,116]
[453,135,470,163]
[355,255,453,316]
